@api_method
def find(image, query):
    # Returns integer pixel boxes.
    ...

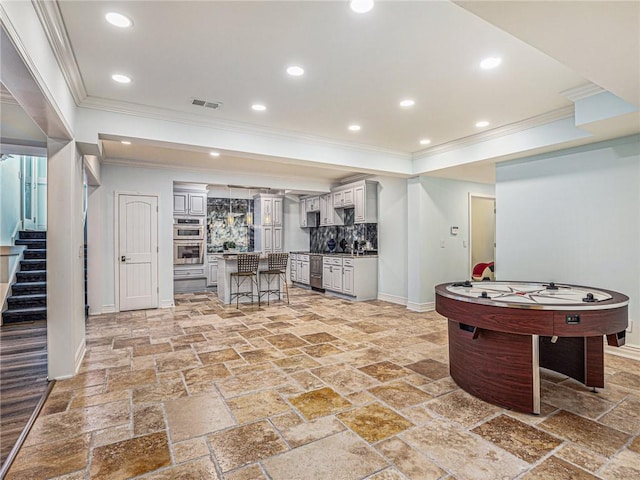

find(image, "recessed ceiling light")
[399,99,415,108]
[121,140,131,145]
[105,12,132,28]
[348,124,361,132]
[111,73,131,84]
[350,0,374,14]
[419,139,431,146]
[286,65,305,77]
[209,151,220,157]
[251,104,267,111]
[475,120,490,128]
[480,57,502,70]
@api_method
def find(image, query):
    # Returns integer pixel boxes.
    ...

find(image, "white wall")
[422,177,495,302]
[496,135,640,347]
[0,156,22,244]
[283,196,309,253]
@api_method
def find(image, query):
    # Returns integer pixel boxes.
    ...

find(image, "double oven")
[173,217,205,264]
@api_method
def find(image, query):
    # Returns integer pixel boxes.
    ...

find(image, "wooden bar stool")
[229,253,260,308]
[259,253,289,305]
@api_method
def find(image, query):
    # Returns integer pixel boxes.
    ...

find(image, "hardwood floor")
[0,320,49,467]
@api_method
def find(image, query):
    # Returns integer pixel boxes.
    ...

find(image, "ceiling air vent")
[191,98,223,110]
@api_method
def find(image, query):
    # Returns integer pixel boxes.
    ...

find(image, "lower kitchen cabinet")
[206,254,221,286]
[322,255,377,300]
[291,253,310,285]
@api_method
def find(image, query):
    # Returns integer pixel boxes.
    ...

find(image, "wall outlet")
[627,320,633,333]
[440,240,445,248]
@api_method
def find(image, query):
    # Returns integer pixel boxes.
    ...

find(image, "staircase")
[2,231,47,324]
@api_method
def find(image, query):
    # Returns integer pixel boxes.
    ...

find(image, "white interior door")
[118,194,158,311]
[36,157,47,230]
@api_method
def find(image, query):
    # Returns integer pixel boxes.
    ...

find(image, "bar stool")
[259,253,289,305]
[229,253,260,308]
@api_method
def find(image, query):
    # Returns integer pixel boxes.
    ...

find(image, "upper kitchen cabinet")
[299,196,319,228]
[254,194,283,226]
[336,180,377,224]
[174,187,207,216]
[320,193,344,226]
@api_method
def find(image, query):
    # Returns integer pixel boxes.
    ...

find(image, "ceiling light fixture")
[209,151,220,157]
[105,12,132,28]
[121,140,131,145]
[480,57,502,70]
[475,120,490,128]
[399,99,415,108]
[348,124,361,132]
[286,65,305,77]
[350,0,374,14]
[419,139,431,146]
[111,73,131,84]
[251,104,267,111]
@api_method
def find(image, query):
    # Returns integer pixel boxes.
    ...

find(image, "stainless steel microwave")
[173,240,204,265]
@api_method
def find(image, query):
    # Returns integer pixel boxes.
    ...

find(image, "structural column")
[47,138,86,379]
[406,176,432,311]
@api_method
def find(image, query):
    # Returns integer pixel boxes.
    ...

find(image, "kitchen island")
[217,254,284,305]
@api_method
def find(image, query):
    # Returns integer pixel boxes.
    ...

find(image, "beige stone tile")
[338,403,413,443]
[113,336,150,349]
[375,437,445,480]
[40,389,73,415]
[289,387,353,420]
[401,404,435,425]
[346,390,376,406]
[53,369,107,392]
[90,431,171,480]
[303,343,344,358]
[216,368,290,398]
[301,332,340,344]
[173,436,210,464]
[265,333,309,349]
[224,464,268,480]
[143,456,221,479]
[132,342,173,357]
[426,390,500,428]
[312,364,380,394]
[369,381,432,410]
[600,449,640,479]
[155,350,202,372]
[6,434,90,479]
[405,359,449,380]
[165,393,236,442]
[606,371,640,392]
[472,414,562,463]
[92,424,133,448]
[134,403,165,436]
[359,361,410,382]
[209,420,288,472]
[539,410,630,457]
[106,368,157,392]
[275,414,346,448]
[555,444,607,473]
[183,363,232,386]
[630,436,640,454]
[199,347,241,364]
[133,378,187,403]
[403,419,528,480]
[599,395,640,434]
[263,431,387,479]
[540,381,616,419]
[69,388,130,409]
[227,390,290,423]
[25,400,130,447]
[273,354,321,372]
[521,456,599,479]
[420,377,458,397]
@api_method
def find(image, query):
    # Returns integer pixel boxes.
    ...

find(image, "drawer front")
[342,258,354,267]
[299,254,309,262]
[174,267,206,277]
[323,257,342,266]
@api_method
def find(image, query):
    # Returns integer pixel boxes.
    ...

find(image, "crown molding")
[412,105,575,160]
[561,83,606,102]
[31,0,87,105]
[79,96,411,161]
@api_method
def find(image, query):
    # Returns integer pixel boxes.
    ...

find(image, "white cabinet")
[332,190,344,208]
[352,181,377,223]
[290,254,298,282]
[332,188,354,208]
[207,254,220,286]
[174,191,207,216]
[322,255,377,300]
[254,194,284,253]
[299,197,318,228]
[320,194,343,226]
[298,254,310,284]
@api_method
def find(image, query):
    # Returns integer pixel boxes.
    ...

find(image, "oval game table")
[435,281,629,414]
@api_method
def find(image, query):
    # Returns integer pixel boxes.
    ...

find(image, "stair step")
[7,294,47,308]
[18,231,46,240]
[19,259,47,271]
[11,282,47,296]
[15,239,46,249]
[2,307,47,324]
[16,271,47,283]
[23,249,46,260]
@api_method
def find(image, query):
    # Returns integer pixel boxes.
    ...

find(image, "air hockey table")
[435,281,629,414]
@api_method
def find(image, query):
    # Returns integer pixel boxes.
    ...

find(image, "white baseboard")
[406,301,435,313]
[377,293,407,306]
[160,300,175,309]
[74,339,86,372]
[605,344,640,361]
[100,304,117,314]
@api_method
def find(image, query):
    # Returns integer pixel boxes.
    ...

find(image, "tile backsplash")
[207,198,254,253]
[309,223,378,253]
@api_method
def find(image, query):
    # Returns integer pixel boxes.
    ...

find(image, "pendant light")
[227,187,234,225]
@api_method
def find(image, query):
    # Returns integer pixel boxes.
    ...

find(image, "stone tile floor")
[6,287,640,479]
